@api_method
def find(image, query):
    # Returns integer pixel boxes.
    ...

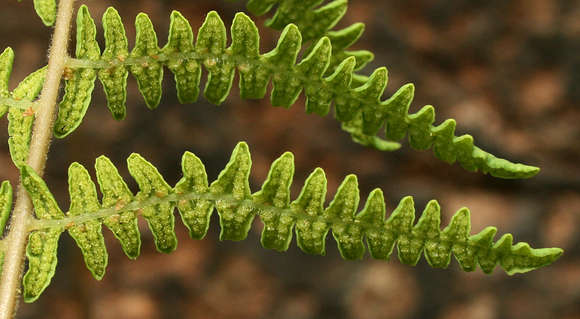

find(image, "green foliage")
[240,0,374,72]
[25,0,373,70]
[20,168,63,303]
[0,181,13,275]
[100,7,130,119]
[50,6,539,179]
[0,1,563,310]
[0,48,13,117]
[57,5,100,134]
[0,48,47,167]
[34,0,57,26]
[19,141,562,302]
[0,182,11,236]
[7,67,46,167]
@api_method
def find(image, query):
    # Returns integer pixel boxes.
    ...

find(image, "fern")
[25,0,374,73]
[239,0,374,73]
[0,2,564,315]
[18,141,562,302]
[0,181,13,276]
[0,48,47,167]
[5,2,537,179]
[45,6,537,179]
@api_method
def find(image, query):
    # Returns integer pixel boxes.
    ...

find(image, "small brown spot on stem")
[23,107,35,117]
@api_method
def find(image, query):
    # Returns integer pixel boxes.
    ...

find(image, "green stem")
[25,190,490,253]
[65,51,393,145]
[0,97,36,112]
[0,0,75,317]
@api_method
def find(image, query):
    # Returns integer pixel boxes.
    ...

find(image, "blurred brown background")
[1,0,579,318]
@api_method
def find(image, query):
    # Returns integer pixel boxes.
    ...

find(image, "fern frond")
[0,182,11,236]
[0,48,47,167]
[20,141,562,302]
[0,48,12,117]
[0,181,14,275]
[17,0,57,26]
[240,0,374,72]
[55,7,538,179]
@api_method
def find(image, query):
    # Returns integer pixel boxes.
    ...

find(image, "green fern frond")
[16,0,57,26]
[246,0,346,40]
[0,181,14,275]
[240,0,374,72]
[0,48,13,116]
[20,141,562,302]
[0,182,11,235]
[33,0,57,26]
[0,47,47,167]
[55,7,538,179]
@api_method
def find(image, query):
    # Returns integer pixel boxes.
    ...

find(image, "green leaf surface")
[54,5,100,138]
[7,67,47,167]
[19,142,562,302]
[67,163,108,280]
[95,156,141,259]
[175,152,213,240]
[99,7,129,120]
[131,13,163,109]
[210,142,253,241]
[0,181,12,236]
[242,0,373,71]
[51,7,537,179]
[128,154,177,253]
[20,166,64,303]
[33,0,57,26]
[0,48,15,118]
[162,10,200,103]
[0,181,13,275]
[253,152,294,251]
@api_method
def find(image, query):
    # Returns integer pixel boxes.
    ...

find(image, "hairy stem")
[0,0,75,317]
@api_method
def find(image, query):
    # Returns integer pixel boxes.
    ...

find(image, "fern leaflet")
[21,0,374,73]
[0,48,47,167]
[239,0,374,73]
[49,6,539,179]
[20,141,562,302]
[0,181,14,276]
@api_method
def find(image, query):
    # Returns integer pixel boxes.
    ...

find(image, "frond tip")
[55,6,538,179]
[20,142,562,302]
[33,0,57,26]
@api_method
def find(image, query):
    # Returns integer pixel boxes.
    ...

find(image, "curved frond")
[0,48,14,117]
[241,0,374,72]
[33,0,57,26]
[56,7,538,179]
[20,141,562,302]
